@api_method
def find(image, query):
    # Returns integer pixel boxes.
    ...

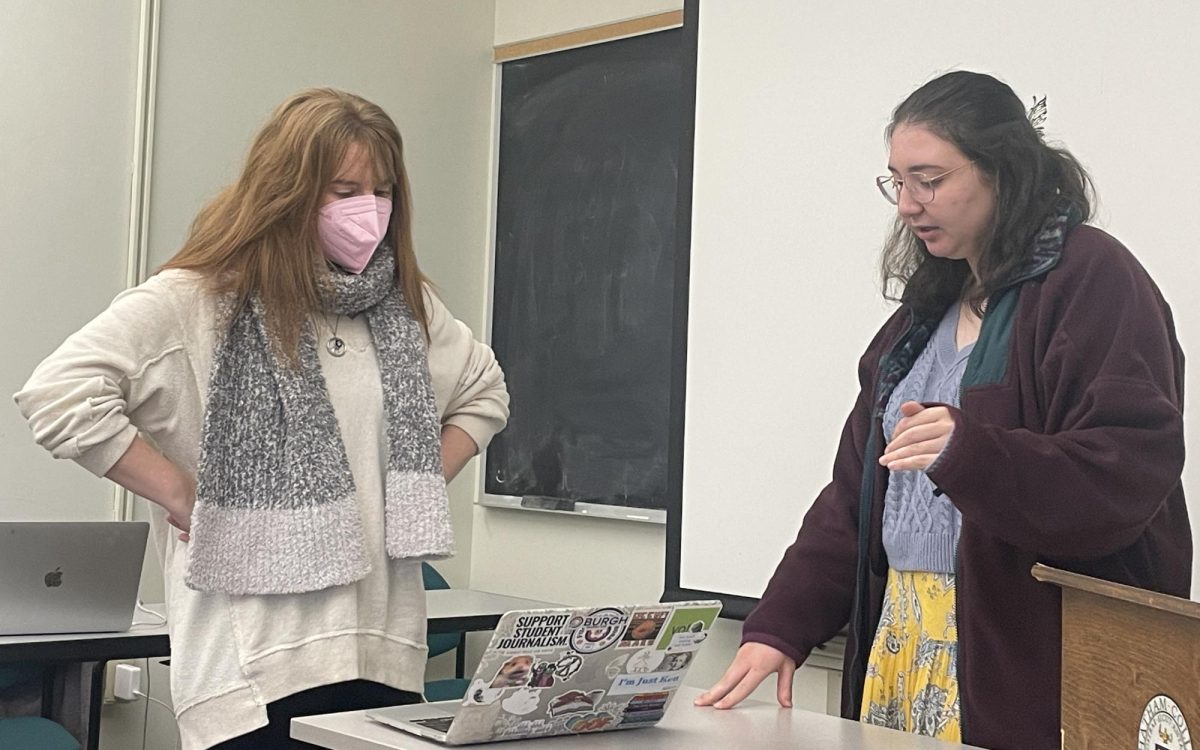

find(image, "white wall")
[1,1,141,522]
[474,0,838,713]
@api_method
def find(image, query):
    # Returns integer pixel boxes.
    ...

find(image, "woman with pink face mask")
[14,88,509,749]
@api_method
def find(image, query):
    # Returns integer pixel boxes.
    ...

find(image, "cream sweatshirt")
[14,270,509,749]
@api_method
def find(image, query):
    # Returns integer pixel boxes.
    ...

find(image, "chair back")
[422,563,460,658]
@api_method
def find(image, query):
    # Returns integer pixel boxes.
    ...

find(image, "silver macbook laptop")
[368,599,721,745]
[0,521,149,636]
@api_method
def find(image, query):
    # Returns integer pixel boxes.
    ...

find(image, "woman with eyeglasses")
[696,70,1189,749]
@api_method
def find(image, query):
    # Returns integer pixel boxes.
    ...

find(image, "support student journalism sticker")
[1139,694,1192,750]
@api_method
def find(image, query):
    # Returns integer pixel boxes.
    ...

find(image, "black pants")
[210,680,421,749]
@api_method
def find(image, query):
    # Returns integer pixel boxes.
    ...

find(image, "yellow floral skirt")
[859,569,961,741]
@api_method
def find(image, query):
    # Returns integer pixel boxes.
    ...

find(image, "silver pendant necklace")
[323,313,346,357]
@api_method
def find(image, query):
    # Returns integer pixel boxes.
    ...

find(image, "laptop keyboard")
[412,716,455,733]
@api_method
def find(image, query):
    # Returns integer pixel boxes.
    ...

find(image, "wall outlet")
[103,660,140,703]
[102,662,118,703]
[114,663,141,701]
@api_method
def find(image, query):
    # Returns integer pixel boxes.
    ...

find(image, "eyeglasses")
[875,162,973,205]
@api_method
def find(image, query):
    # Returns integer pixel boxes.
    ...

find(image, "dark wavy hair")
[880,71,1094,318]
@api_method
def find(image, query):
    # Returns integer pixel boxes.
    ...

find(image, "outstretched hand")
[693,642,796,710]
[879,401,954,472]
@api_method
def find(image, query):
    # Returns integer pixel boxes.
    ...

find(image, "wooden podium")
[1032,564,1199,750]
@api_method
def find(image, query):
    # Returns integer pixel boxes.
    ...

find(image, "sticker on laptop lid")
[489,654,535,688]
[548,689,605,717]
[608,669,685,695]
[605,653,630,679]
[569,608,630,654]
[466,678,504,705]
[619,691,670,725]
[620,609,670,648]
[661,650,694,671]
[493,715,558,740]
[496,613,573,652]
[658,605,722,650]
[555,653,584,680]
[529,660,559,688]
[625,647,664,674]
[565,712,617,733]
[501,687,541,715]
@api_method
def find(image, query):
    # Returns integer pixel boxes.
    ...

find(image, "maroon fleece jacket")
[742,225,1190,750]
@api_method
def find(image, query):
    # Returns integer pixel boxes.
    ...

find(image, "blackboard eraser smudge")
[520,496,577,512]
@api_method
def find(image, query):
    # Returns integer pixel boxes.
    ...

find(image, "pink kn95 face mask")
[317,194,392,274]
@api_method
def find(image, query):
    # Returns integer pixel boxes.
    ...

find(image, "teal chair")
[0,666,82,750]
[421,563,470,702]
[0,717,81,750]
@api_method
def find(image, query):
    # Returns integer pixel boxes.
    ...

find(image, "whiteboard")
[677,0,1200,601]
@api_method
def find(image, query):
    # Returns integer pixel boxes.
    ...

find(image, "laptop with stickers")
[368,599,722,745]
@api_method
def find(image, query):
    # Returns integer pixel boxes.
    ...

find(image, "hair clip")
[1028,95,1048,136]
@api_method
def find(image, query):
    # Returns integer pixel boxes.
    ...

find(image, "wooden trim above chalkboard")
[493,10,684,63]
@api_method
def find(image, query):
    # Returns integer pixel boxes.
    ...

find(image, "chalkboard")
[485,29,685,514]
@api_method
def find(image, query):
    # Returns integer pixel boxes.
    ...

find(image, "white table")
[0,590,555,750]
[292,687,988,749]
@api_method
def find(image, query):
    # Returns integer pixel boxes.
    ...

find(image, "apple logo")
[44,568,63,588]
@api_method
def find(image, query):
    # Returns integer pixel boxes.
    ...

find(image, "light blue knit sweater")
[881,303,973,573]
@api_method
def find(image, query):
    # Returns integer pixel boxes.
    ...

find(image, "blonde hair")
[160,87,429,360]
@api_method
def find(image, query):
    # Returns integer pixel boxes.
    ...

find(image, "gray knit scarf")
[186,246,452,595]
